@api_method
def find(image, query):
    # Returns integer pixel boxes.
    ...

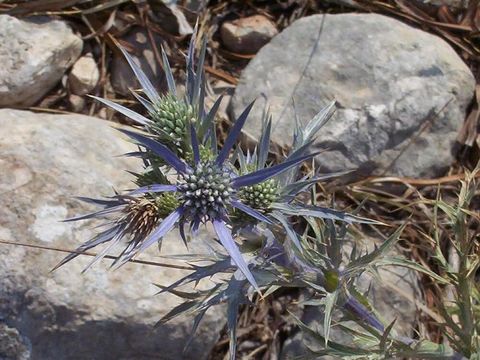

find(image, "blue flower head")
[113,104,318,291]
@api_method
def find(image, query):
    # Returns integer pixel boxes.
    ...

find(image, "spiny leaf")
[344,225,405,276]
[161,46,176,96]
[324,290,339,347]
[379,318,397,351]
[376,256,450,285]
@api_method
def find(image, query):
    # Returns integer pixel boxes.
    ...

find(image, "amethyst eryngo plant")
[58,30,469,359]
[58,31,376,292]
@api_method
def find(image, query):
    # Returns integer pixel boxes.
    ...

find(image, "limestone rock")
[68,54,99,95]
[0,15,82,107]
[221,15,278,54]
[0,323,30,360]
[231,14,475,178]
[0,109,224,359]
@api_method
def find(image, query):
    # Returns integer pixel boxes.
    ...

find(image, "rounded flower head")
[150,94,196,141]
[238,178,279,212]
[109,101,321,289]
[178,160,234,222]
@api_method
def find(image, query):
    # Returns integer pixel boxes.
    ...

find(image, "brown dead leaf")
[205,65,238,85]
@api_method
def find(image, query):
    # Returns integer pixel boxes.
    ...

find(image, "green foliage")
[412,166,480,358]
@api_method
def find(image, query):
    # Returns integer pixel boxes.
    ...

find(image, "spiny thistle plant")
[58,26,475,359]
[60,30,375,290]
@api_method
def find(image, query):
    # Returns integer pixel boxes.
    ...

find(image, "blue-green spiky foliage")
[57,25,466,360]
[63,26,375,286]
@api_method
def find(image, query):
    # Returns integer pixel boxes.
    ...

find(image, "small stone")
[68,54,99,95]
[221,15,278,54]
[97,107,109,119]
[0,15,82,107]
[110,27,166,97]
[68,94,86,112]
[183,0,208,13]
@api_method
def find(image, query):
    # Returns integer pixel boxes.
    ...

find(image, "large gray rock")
[0,109,224,359]
[231,14,475,178]
[0,15,82,107]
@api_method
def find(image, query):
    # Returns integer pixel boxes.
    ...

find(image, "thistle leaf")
[232,152,319,188]
[130,90,154,113]
[137,206,184,253]
[227,297,240,360]
[231,199,272,224]
[258,114,272,170]
[190,123,200,164]
[289,311,375,357]
[216,101,255,165]
[118,129,191,174]
[376,256,450,285]
[161,46,177,96]
[119,46,160,103]
[126,184,177,196]
[344,225,405,276]
[89,95,151,126]
[324,290,339,347]
[304,101,336,141]
[271,211,303,253]
[200,95,223,143]
[213,219,260,292]
[271,203,382,226]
